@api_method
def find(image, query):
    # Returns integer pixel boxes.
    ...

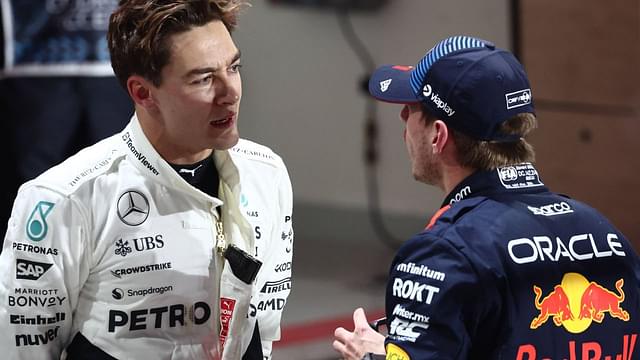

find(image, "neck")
[136,108,212,164]
[441,163,475,196]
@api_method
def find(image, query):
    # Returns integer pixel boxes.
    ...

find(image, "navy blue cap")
[369,35,535,142]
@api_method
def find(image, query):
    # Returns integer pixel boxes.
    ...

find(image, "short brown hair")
[451,113,537,171]
[108,0,247,88]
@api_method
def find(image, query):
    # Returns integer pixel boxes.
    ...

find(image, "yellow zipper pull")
[215,218,227,255]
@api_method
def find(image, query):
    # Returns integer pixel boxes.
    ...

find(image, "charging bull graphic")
[530,285,573,329]
[578,279,629,323]
[530,273,629,333]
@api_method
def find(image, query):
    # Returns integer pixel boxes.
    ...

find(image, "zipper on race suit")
[215,217,227,255]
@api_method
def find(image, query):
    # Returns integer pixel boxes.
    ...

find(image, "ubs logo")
[114,235,164,257]
[117,190,150,226]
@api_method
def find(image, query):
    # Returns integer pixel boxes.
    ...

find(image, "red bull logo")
[530,273,629,333]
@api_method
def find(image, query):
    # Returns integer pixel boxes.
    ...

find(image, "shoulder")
[26,134,124,197]
[228,139,287,170]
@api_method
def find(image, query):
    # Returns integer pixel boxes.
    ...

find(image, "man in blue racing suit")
[333,35,640,360]
[0,1,293,359]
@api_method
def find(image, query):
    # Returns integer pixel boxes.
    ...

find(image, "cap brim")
[368,65,420,103]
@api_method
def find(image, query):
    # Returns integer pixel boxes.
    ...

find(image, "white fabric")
[0,115,294,359]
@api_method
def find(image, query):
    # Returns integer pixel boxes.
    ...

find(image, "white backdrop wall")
[234,0,511,217]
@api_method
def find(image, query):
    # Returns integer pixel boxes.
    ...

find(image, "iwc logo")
[117,190,150,226]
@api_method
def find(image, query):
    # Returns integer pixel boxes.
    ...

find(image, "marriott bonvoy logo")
[422,84,455,117]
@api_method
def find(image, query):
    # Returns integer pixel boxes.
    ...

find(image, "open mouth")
[210,113,235,128]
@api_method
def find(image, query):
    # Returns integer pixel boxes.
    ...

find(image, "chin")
[212,136,240,151]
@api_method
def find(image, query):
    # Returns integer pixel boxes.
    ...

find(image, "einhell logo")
[530,273,629,334]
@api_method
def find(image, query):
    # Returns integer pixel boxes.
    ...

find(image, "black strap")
[66,332,118,360]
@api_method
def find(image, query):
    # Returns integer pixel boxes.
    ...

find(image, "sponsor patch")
[527,202,573,217]
[26,201,55,241]
[116,190,150,226]
[530,273,629,334]
[396,262,445,282]
[389,317,429,343]
[505,88,532,109]
[16,259,53,281]
[15,326,60,347]
[219,298,236,351]
[497,163,543,189]
[386,343,411,360]
[392,278,440,305]
[380,79,392,92]
[260,277,291,293]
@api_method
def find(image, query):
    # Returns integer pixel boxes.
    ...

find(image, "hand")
[333,308,386,360]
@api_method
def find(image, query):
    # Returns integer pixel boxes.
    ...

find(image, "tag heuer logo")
[117,190,150,226]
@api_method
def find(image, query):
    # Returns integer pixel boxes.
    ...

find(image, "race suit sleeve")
[256,166,294,358]
[0,184,91,359]
[384,233,501,359]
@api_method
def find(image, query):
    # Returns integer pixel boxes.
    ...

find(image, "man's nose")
[215,77,240,105]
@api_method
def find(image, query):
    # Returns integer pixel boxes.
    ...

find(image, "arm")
[0,185,90,359]
[256,166,294,358]
[382,235,493,359]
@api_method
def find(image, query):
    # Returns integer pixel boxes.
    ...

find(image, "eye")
[191,75,213,85]
[229,63,242,73]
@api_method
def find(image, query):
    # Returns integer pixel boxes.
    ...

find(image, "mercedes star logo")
[117,190,150,226]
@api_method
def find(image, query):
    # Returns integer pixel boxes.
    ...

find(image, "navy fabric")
[369,35,534,142]
[384,163,640,359]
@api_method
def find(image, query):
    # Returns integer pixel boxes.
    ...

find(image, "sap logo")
[274,261,292,273]
[392,278,440,305]
[528,202,573,217]
[423,84,455,117]
[15,326,60,347]
[114,234,164,257]
[389,317,429,343]
[108,301,211,332]
[16,259,53,281]
[260,277,291,293]
[505,88,532,110]
[449,186,471,204]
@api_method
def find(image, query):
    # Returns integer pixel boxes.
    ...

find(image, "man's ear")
[432,119,450,154]
[127,75,156,110]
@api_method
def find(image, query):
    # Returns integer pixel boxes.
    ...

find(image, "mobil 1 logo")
[16,259,53,281]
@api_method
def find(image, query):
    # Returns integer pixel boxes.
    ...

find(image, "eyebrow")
[183,50,242,78]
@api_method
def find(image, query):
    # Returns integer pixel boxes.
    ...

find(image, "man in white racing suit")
[0,1,293,359]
